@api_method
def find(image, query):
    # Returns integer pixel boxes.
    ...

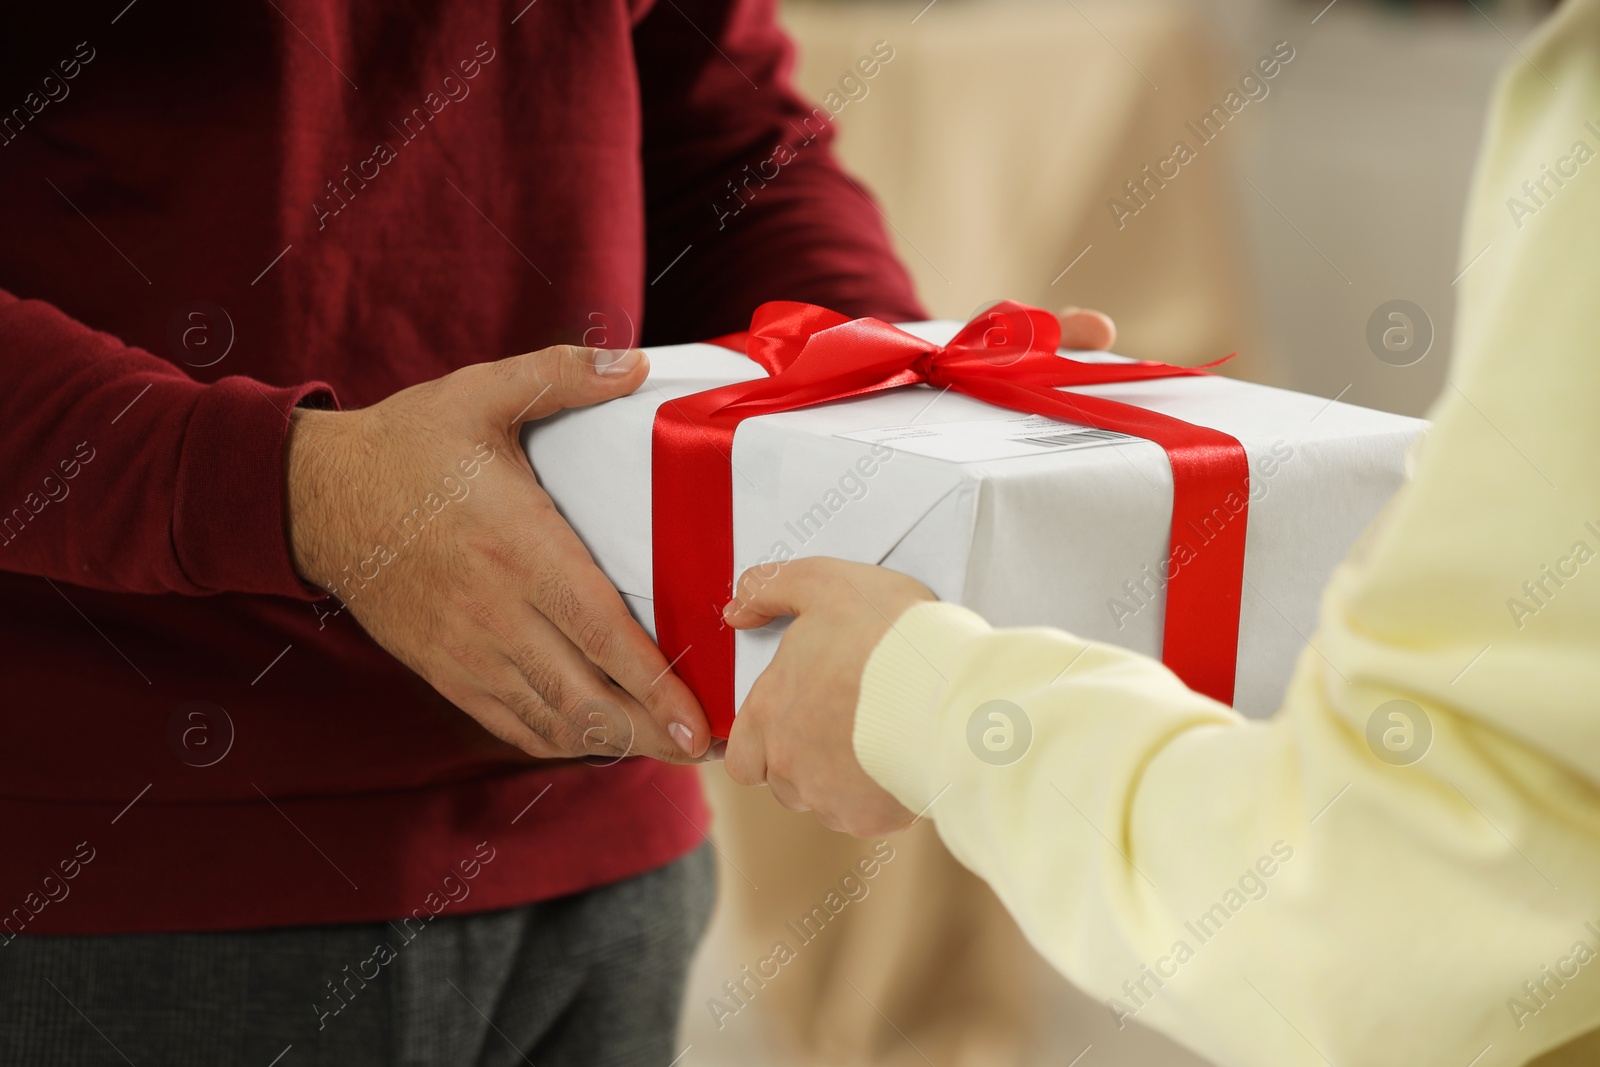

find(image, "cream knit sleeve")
[853,3,1600,1064]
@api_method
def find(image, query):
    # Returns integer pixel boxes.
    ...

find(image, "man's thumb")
[489,344,648,427]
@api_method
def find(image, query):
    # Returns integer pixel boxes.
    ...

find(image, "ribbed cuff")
[853,601,992,814]
[173,375,338,599]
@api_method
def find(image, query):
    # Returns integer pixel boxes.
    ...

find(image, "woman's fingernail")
[595,349,643,377]
[669,722,695,755]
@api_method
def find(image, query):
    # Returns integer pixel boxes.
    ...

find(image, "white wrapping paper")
[522,322,1424,718]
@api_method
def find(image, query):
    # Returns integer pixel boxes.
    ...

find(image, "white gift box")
[522,321,1424,719]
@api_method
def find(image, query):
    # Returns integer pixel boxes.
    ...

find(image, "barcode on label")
[1017,429,1131,449]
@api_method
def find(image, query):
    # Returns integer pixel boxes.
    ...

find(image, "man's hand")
[721,558,936,836]
[1058,305,1116,351]
[285,344,711,763]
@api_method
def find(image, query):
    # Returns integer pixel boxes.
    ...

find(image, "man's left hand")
[1057,305,1116,351]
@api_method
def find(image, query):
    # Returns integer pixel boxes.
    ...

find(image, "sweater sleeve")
[0,291,336,598]
[853,3,1600,1066]
[633,0,925,342]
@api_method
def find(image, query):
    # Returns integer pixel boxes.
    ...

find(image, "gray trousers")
[0,844,715,1067]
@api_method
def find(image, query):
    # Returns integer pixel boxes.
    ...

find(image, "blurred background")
[677,0,1548,1064]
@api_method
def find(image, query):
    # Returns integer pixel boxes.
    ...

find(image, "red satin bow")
[653,301,1250,738]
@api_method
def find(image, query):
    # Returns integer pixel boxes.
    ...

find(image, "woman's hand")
[722,558,936,836]
[718,304,1112,828]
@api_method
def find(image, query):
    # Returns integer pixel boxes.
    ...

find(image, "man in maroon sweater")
[0,1,1112,1063]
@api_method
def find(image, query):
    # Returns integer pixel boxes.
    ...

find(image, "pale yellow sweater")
[853,3,1600,1064]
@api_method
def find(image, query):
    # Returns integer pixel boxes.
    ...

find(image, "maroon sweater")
[0,0,920,934]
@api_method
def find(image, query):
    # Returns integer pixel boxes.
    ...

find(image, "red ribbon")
[653,301,1250,738]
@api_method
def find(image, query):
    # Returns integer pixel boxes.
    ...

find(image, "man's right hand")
[284,344,711,763]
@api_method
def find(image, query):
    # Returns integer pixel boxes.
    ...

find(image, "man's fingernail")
[595,349,643,377]
[669,722,695,755]
[722,599,739,618]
